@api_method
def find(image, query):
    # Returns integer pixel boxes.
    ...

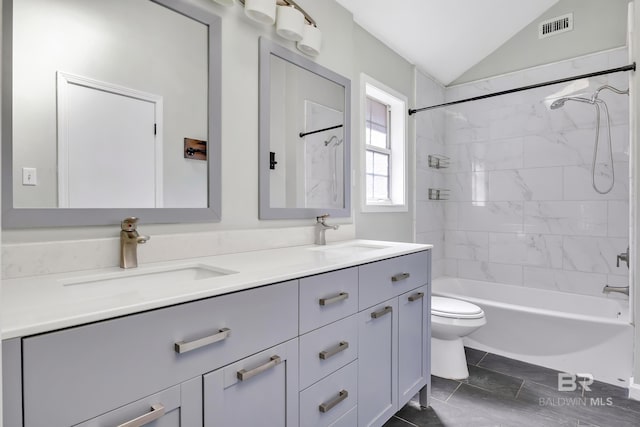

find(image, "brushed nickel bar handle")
[237,355,282,381]
[371,306,392,319]
[319,292,349,306]
[319,341,349,360]
[408,292,424,302]
[174,328,231,354]
[391,273,410,282]
[319,390,349,413]
[118,404,165,427]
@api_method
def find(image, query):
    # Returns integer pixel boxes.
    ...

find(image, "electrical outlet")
[22,167,37,186]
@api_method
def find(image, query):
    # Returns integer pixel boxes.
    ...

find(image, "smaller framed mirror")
[259,37,351,220]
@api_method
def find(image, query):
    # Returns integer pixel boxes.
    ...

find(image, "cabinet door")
[398,285,428,407]
[203,339,299,427]
[74,377,202,426]
[357,298,398,427]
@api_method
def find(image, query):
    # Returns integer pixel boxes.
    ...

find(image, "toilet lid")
[432,296,484,319]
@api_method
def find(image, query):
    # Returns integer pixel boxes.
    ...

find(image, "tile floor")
[384,348,640,427]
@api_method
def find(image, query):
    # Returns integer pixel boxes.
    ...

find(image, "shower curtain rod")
[408,62,636,115]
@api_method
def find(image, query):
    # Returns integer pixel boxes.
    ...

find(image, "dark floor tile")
[382,415,417,427]
[396,398,496,427]
[518,380,640,427]
[580,380,640,414]
[464,364,523,399]
[430,375,461,401]
[477,353,562,390]
[447,383,575,427]
[464,347,487,366]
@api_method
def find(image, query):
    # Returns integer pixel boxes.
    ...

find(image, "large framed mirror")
[1,0,222,227]
[259,37,351,219]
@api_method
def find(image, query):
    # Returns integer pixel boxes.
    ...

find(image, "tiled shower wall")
[418,48,630,297]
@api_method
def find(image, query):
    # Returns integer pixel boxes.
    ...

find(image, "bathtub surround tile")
[449,172,488,202]
[523,267,610,297]
[523,130,597,168]
[489,233,563,269]
[457,201,524,233]
[607,200,630,238]
[457,260,523,285]
[444,231,489,261]
[415,201,446,233]
[562,236,629,275]
[488,168,563,202]
[563,162,629,201]
[524,201,607,237]
[443,202,458,230]
[443,259,458,277]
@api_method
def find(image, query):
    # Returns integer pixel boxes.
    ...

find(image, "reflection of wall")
[303,101,344,209]
[13,0,207,208]
[269,55,344,209]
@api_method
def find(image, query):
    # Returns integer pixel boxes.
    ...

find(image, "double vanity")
[2,240,432,427]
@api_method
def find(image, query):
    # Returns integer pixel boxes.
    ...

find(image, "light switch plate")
[22,167,37,186]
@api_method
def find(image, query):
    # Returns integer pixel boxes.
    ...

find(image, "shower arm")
[592,84,629,102]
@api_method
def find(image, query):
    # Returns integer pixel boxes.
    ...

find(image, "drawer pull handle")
[319,390,349,413]
[391,273,411,282]
[319,341,349,360]
[174,328,231,354]
[371,306,393,319]
[118,403,165,427]
[237,355,282,381]
[408,292,424,302]
[319,292,349,306]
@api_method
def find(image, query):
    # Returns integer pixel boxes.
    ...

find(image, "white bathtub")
[432,276,633,387]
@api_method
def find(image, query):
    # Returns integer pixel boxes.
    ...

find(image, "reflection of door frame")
[56,71,163,207]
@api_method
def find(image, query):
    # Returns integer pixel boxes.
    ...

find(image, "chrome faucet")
[315,214,339,245]
[617,247,629,269]
[120,217,150,269]
[602,285,629,296]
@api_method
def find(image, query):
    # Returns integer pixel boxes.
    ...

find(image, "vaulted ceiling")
[335,0,560,85]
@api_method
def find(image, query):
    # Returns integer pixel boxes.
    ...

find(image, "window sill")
[362,203,408,213]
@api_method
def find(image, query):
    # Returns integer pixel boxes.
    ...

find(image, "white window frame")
[360,73,407,212]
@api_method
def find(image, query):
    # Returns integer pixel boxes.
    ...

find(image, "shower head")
[550,98,568,109]
[549,96,593,110]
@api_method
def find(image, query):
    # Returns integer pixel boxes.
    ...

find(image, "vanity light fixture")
[243,0,277,25]
[297,24,322,56]
[238,0,321,56]
[212,0,236,6]
[276,5,305,41]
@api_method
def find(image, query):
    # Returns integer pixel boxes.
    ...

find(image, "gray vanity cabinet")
[203,339,299,427]
[357,252,431,427]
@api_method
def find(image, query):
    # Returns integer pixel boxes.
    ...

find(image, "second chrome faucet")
[315,214,339,245]
[120,217,150,269]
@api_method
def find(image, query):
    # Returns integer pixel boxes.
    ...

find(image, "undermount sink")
[310,242,391,256]
[60,264,236,288]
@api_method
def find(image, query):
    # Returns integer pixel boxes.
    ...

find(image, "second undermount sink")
[60,264,237,288]
[310,242,391,256]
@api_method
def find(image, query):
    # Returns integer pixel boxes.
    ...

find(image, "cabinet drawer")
[299,361,358,427]
[300,267,358,334]
[22,280,298,427]
[359,251,430,310]
[75,377,202,427]
[329,406,357,427]
[299,315,358,390]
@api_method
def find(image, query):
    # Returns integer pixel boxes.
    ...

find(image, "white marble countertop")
[1,240,431,339]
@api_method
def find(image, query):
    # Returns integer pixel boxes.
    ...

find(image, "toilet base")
[431,337,469,380]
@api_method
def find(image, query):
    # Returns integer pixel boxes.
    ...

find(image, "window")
[361,75,407,211]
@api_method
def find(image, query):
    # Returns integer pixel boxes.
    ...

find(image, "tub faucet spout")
[602,285,629,296]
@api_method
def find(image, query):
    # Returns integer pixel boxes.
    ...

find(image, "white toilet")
[431,296,486,380]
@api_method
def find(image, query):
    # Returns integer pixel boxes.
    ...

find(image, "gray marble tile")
[396,399,495,427]
[463,365,523,399]
[581,380,640,415]
[464,347,487,366]
[477,352,562,390]
[382,415,418,427]
[447,383,575,427]
[518,380,640,427]
[430,375,461,402]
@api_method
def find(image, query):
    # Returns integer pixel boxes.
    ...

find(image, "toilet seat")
[432,296,484,319]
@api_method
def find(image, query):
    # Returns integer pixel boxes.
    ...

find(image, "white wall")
[632,0,640,398]
[352,24,416,243]
[455,0,629,85]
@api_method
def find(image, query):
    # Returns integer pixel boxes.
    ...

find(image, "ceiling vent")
[538,13,573,39]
